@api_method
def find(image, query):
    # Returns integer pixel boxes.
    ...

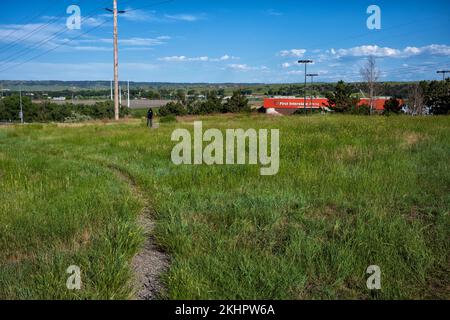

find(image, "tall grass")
[0,114,449,299]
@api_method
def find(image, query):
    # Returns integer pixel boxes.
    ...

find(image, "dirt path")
[104,163,169,300]
[40,150,170,299]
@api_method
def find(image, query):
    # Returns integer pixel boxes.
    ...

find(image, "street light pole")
[298,60,313,114]
[437,70,450,81]
[19,87,23,124]
[307,73,318,114]
[127,80,130,108]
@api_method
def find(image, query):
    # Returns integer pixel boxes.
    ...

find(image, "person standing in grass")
[147,108,154,128]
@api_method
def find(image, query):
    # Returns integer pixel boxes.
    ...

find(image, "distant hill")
[0,80,266,91]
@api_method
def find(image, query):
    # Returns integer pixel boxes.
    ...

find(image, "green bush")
[383,98,402,115]
[293,108,322,115]
[351,104,371,115]
[222,91,251,113]
[158,102,187,117]
[64,112,93,123]
[160,115,177,123]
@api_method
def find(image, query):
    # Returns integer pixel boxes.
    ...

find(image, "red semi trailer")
[264,97,403,112]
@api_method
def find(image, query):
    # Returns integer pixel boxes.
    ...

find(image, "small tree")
[158,101,187,116]
[222,90,250,113]
[423,79,450,115]
[175,89,186,104]
[198,90,222,114]
[407,83,425,115]
[325,80,358,113]
[351,103,370,115]
[383,98,402,115]
[360,56,380,114]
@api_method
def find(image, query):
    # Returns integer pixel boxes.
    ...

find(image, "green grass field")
[0,115,449,300]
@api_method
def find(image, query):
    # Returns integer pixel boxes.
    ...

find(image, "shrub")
[64,112,93,123]
[158,102,187,117]
[351,104,371,115]
[383,98,402,115]
[257,106,267,113]
[222,91,250,113]
[160,115,177,123]
[293,108,322,115]
[325,80,359,113]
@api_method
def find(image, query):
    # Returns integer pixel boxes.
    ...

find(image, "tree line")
[158,90,251,117]
[0,96,129,123]
[324,79,450,115]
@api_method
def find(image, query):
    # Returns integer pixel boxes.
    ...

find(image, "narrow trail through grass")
[100,162,169,300]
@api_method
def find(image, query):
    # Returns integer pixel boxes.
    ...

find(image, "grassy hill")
[0,114,449,299]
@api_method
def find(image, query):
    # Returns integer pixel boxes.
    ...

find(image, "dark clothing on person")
[147,109,154,128]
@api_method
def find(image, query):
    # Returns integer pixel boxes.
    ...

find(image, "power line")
[0,19,109,74]
[0,0,94,55]
[0,15,64,56]
[0,0,111,69]
[0,0,161,71]
[0,0,60,51]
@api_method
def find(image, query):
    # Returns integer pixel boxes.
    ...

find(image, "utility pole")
[437,70,450,81]
[127,80,130,108]
[113,0,119,120]
[106,1,126,121]
[307,73,318,114]
[119,84,122,107]
[19,87,23,124]
[298,60,313,113]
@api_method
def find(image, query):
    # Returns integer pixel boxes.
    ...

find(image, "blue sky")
[0,0,449,83]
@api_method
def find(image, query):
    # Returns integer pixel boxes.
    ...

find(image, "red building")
[264,97,403,112]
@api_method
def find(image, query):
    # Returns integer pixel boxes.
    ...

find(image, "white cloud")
[83,17,107,27]
[286,70,303,75]
[404,44,450,56]
[159,54,238,62]
[279,49,306,57]
[0,23,61,47]
[120,37,169,46]
[73,36,170,50]
[164,14,206,22]
[121,9,158,22]
[228,64,268,72]
[266,9,283,16]
[331,45,400,58]
[71,46,110,52]
[159,55,188,62]
[330,44,450,58]
[282,62,291,68]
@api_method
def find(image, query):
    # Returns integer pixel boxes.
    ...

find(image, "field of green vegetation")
[0,114,449,299]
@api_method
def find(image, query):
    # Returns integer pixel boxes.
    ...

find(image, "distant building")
[264,97,404,113]
[52,97,66,101]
